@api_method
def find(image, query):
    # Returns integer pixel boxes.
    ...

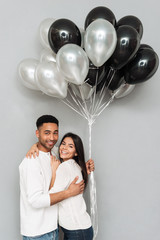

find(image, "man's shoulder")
[19,156,39,170]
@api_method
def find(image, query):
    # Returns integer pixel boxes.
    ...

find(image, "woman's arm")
[49,155,60,190]
[26,143,39,158]
[86,158,95,174]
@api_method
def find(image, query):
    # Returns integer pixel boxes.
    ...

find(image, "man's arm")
[49,177,84,205]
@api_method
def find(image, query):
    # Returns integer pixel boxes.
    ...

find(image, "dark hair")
[59,132,88,187]
[36,115,59,129]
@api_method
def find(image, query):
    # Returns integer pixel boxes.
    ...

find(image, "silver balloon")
[56,44,89,85]
[39,18,55,50]
[79,28,85,48]
[35,62,68,99]
[110,83,135,98]
[70,83,95,100]
[40,49,56,63]
[18,58,40,90]
[84,19,117,67]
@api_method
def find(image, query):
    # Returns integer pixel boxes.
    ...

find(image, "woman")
[50,132,93,240]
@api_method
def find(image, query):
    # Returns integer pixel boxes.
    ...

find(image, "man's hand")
[67,177,85,197]
[26,143,39,158]
[86,158,95,175]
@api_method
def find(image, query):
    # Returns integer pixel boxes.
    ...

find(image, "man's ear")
[36,130,39,138]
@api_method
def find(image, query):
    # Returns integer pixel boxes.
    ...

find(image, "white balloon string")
[88,121,98,240]
[68,88,89,119]
[91,69,99,115]
[61,99,86,118]
[92,81,106,115]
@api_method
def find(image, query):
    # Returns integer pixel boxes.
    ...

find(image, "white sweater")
[19,147,58,237]
[50,159,92,230]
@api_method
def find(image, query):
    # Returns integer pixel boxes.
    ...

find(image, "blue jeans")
[23,229,58,240]
[61,226,93,240]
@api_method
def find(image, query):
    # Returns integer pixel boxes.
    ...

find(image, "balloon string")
[88,121,98,240]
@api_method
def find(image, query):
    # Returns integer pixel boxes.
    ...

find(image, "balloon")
[107,69,124,91]
[84,6,116,29]
[48,19,81,54]
[79,28,85,48]
[39,18,55,50]
[70,83,95,100]
[109,25,140,70]
[139,44,153,51]
[35,62,68,98]
[18,58,39,90]
[124,48,159,84]
[109,83,135,98]
[117,15,143,39]
[86,61,107,86]
[56,44,89,85]
[40,49,56,62]
[84,19,117,67]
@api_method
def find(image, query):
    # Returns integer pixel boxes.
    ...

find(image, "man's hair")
[36,115,59,129]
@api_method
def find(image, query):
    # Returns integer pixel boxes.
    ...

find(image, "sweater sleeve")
[20,158,50,209]
[49,162,70,193]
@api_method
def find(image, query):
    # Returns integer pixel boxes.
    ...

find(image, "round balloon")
[109,83,135,98]
[109,25,140,70]
[48,18,81,54]
[18,58,39,90]
[84,19,117,67]
[35,62,68,98]
[40,49,56,63]
[39,18,55,50]
[124,48,159,84]
[139,44,153,51]
[56,44,89,85]
[117,15,143,39]
[84,6,116,29]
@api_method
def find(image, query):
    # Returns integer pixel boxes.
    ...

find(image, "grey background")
[0,0,160,239]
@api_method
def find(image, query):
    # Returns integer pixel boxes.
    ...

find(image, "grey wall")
[0,0,160,239]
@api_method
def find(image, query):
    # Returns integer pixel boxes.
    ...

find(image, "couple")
[19,115,94,240]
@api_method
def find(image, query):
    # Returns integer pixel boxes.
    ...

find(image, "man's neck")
[37,143,52,153]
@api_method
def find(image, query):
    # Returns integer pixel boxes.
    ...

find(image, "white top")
[19,146,58,237]
[50,159,92,230]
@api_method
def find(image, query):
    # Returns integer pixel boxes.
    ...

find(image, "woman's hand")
[86,158,95,175]
[26,143,39,158]
[49,155,60,190]
[50,155,60,172]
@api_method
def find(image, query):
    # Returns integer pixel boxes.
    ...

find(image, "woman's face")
[59,137,77,161]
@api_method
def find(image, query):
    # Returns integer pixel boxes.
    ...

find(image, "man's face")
[36,123,59,152]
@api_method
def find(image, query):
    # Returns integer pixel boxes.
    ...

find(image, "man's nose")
[50,134,55,140]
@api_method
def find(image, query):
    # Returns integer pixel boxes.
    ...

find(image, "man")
[19,115,94,240]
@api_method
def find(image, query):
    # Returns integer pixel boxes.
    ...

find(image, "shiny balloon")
[124,48,159,84]
[35,62,68,98]
[56,44,89,85]
[117,15,143,39]
[48,18,81,54]
[39,18,55,50]
[86,61,107,86]
[139,44,153,51]
[70,83,95,100]
[40,49,56,63]
[84,19,117,67]
[107,69,124,91]
[18,58,39,90]
[109,25,140,70]
[109,83,135,98]
[84,6,116,29]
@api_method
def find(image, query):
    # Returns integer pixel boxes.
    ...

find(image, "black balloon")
[124,48,159,84]
[139,44,153,51]
[107,69,124,91]
[48,18,81,53]
[86,61,107,86]
[117,15,143,39]
[109,25,140,70]
[84,6,116,29]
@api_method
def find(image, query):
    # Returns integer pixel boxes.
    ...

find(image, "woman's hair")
[59,132,88,187]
